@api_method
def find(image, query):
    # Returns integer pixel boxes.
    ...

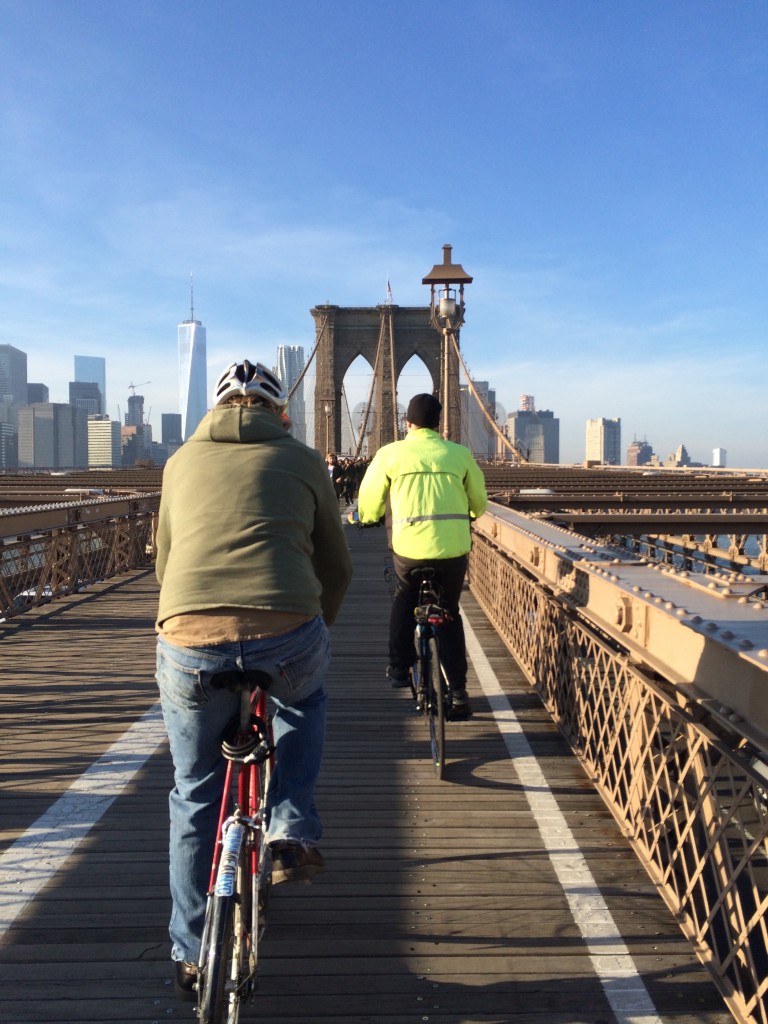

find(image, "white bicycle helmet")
[213,360,288,409]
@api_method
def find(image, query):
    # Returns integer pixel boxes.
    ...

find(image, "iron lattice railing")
[469,531,768,1024]
[0,513,157,620]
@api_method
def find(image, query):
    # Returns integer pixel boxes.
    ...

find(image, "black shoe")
[448,689,473,720]
[174,960,198,1003]
[386,665,411,688]
[270,842,326,884]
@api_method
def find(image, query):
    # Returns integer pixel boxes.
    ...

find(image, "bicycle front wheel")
[427,635,446,779]
[198,823,249,1024]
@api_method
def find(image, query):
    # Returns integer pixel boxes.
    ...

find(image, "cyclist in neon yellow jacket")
[356,393,487,718]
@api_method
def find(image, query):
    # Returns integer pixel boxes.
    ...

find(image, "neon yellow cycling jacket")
[356,427,488,560]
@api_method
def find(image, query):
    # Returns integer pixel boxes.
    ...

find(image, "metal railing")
[469,520,768,1024]
[0,496,159,620]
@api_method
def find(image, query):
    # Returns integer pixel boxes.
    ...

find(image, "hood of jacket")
[189,404,288,445]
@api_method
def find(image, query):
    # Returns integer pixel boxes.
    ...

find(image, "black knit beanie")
[406,393,441,429]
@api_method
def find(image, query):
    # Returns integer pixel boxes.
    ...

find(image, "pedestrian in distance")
[355,393,487,719]
[154,359,352,1000]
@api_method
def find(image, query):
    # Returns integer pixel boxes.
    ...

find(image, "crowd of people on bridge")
[325,453,370,505]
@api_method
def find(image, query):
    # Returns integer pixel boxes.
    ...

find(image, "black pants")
[389,553,468,691]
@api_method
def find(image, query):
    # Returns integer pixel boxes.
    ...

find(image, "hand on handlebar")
[346,510,383,528]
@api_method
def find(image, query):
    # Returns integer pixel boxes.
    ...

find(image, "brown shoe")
[270,842,326,884]
[174,960,198,1002]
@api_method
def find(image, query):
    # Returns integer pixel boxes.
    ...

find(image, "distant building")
[178,287,207,440]
[276,345,306,444]
[162,413,183,446]
[713,447,727,468]
[87,416,122,468]
[126,392,146,428]
[507,396,559,463]
[586,417,621,465]
[74,355,106,415]
[0,344,27,406]
[626,438,654,466]
[147,441,177,467]
[461,380,497,458]
[665,444,692,468]
[17,403,88,469]
[69,381,102,416]
[0,422,17,468]
[27,383,49,404]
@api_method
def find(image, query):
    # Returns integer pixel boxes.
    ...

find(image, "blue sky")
[1,0,766,465]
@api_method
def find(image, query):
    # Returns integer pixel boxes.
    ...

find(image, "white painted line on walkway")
[0,702,167,938]
[463,612,664,1024]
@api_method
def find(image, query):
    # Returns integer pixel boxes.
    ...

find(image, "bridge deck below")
[0,527,731,1024]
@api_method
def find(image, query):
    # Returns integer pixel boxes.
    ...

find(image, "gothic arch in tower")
[311,304,452,456]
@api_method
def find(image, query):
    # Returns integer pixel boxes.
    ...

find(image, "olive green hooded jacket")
[155,405,352,628]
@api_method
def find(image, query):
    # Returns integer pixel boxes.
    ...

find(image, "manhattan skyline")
[1,2,766,466]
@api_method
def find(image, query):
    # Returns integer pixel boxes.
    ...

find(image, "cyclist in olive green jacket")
[356,393,487,718]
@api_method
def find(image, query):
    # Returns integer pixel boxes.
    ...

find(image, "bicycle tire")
[198,823,248,1024]
[427,635,446,779]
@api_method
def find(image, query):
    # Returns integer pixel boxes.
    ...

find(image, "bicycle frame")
[197,682,274,1024]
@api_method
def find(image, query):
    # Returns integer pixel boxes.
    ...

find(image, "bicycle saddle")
[208,668,273,692]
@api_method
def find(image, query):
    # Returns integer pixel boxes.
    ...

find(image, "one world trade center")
[178,285,207,441]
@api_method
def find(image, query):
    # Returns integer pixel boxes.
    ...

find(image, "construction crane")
[128,381,151,395]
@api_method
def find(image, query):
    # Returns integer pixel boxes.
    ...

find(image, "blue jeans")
[156,615,330,964]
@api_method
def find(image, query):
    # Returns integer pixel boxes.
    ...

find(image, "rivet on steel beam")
[705,622,719,632]
[721,630,735,640]
[740,639,754,649]
[757,649,768,659]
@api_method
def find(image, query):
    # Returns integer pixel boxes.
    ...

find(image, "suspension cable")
[448,331,527,464]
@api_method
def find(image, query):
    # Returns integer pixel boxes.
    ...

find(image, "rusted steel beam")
[0,495,160,540]
[472,502,768,752]
[468,512,768,1024]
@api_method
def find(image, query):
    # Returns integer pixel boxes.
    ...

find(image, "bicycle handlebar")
[346,510,383,528]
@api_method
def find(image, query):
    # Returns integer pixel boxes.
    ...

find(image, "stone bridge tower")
[310,304,445,457]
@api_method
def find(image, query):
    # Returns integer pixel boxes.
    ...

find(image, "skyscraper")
[162,413,183,446]
[626,438,654,466]
[69,381,102,416]
[87,417,122,468]
[460,380,497,458]
[507,396,559,463]
[178,283,207,441]
[0,344,27,405]
[276,345,306,444]
[586,417,621,465]
[74,355,106,415]
[17,403,88,469]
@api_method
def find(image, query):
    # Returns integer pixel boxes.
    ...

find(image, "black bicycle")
[410,571,453,779]
[384,561,452,779]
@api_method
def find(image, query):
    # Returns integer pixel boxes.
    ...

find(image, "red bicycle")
[196,670,274,1024]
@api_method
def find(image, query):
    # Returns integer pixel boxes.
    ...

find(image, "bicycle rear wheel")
[427,635,446,779]
[198,823,249,1024]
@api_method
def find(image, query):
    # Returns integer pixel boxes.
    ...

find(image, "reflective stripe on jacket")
[356,428,488,559]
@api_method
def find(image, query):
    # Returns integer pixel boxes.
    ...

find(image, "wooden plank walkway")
[0,525,733,1024]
